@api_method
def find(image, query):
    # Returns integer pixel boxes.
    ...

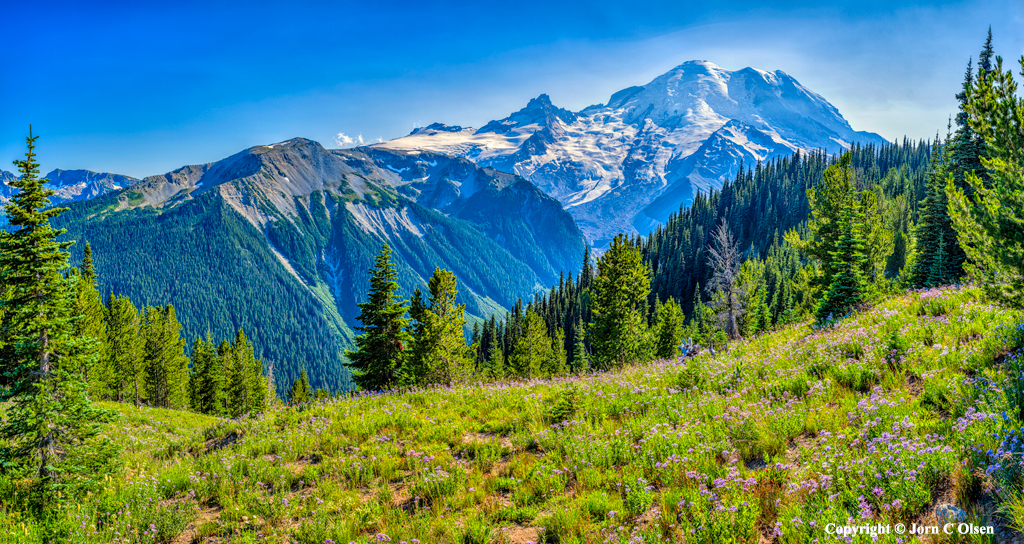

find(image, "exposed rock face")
[375,60,886,247]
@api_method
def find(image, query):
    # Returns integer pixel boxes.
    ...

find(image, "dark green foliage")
[948,53,1024,307]
[816,182,868,323]
[590,234,651,369]
[188,334,226,416]
[404,267,472,387]
[0,130,116,494]
[289,367,312,405]
[142,305,190,409]
[509,311,552,379]
[645,141,931,333]
[55,191,351,396]
[346,245,412,391]
[104,293,143,405]
[223,329,266,416]
[653,297,685,358]
[912,137,962,287]
[72,243,108,399]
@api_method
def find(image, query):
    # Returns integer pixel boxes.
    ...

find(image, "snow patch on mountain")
[376,60,887,246]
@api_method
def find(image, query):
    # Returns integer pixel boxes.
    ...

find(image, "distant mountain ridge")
[0,168,137,207]
[374,60,887,246]
[56,138,586,393]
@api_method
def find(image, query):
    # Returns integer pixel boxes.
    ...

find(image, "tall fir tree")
[72,242,108,399]
[143,305,189,409]
[188,334,226,415]
[948,53,1024,306]
[289,366,311,404]
[105,293,143,405]
[570,318,590,372]
[405,268,472,387]
[590,234,651,369]
[816,185,868,323]
[345,245,412,391]
[912,137,961,286]
[0,129,116,490]
[653,297,685,358]
[510,311,552,379]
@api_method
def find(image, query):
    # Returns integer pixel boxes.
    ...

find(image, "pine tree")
[590,234,651,369]
[405,268,472,386]
[510,311,551,379]
[71,242,108,399]
[570,318,589,372]
[786,154,856,289]
[188,334,225,415]
[816,187,868,323]
[0,129,116,490]
[345,245,412,391]
[105,293,143,406]
[948,53,1024,306]
[545,327,567,376]
[912,137,960,287]
[483,339,505,380]
[654,297,685,358]
[142,305,189,409]
[289,366,311,404]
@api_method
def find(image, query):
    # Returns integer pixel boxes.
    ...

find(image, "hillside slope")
[8,285,1022,543]
[54,138,587,393]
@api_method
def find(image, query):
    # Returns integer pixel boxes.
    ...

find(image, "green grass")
[2,285,1023,543]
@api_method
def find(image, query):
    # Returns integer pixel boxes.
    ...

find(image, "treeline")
[72,244,275,416]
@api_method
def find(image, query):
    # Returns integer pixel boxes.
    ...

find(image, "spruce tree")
[948,54,1024,306]
[72,242,108,399]
[816,188,868,323]
[143,305,189,409]
[510,311,551,379]
[345,244,412,391]
[105,293,143,405]
[653,297,685,358]
[0,129,115,490]
[405,268,472,386]
[570,318,589,372]
[590,234,651,369]
[188,335,225,415]
[289,366,311,404]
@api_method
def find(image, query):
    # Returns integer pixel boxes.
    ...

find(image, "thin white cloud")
[334,132,364,148]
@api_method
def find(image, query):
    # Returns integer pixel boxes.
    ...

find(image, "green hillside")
[4,285,1023,543]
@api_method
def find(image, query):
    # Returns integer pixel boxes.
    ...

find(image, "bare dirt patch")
[498,524,541,544]
[170,506,222,544]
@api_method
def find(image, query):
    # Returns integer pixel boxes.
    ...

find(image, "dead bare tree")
[705,220,745,340]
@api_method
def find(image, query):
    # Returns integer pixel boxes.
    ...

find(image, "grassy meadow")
[3,285,1024,543]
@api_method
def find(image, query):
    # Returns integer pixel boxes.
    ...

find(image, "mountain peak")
[477,94,577,135]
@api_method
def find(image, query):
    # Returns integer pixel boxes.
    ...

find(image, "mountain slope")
[56,138,587,393]
[375,60,887,246]
[0,168,137,207]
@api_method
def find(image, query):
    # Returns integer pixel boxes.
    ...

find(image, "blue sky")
[1,0,1021,178]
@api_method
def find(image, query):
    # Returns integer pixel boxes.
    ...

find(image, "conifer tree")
[653,297,685,358]
[816,187,868,323]
[786,154,856,289]
[72,242,108,399]
[590,234,651,369]
[912,138,961,287]
[143,305,189,409]
[706,221,744,340]
[105,293,143,405]
[510,311,551,378]
[483,340,505,380]
[346,245,412,391]
[570,318,590,372]
[289,366,311,404]
[189,334,225,415]
[948,53,1024,306]
[0,129,115,490]
[405,268,472,386]
[546,327,567,376]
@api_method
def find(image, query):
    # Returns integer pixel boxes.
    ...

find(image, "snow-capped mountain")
[0,168,137,206]
[374,60,887,246]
